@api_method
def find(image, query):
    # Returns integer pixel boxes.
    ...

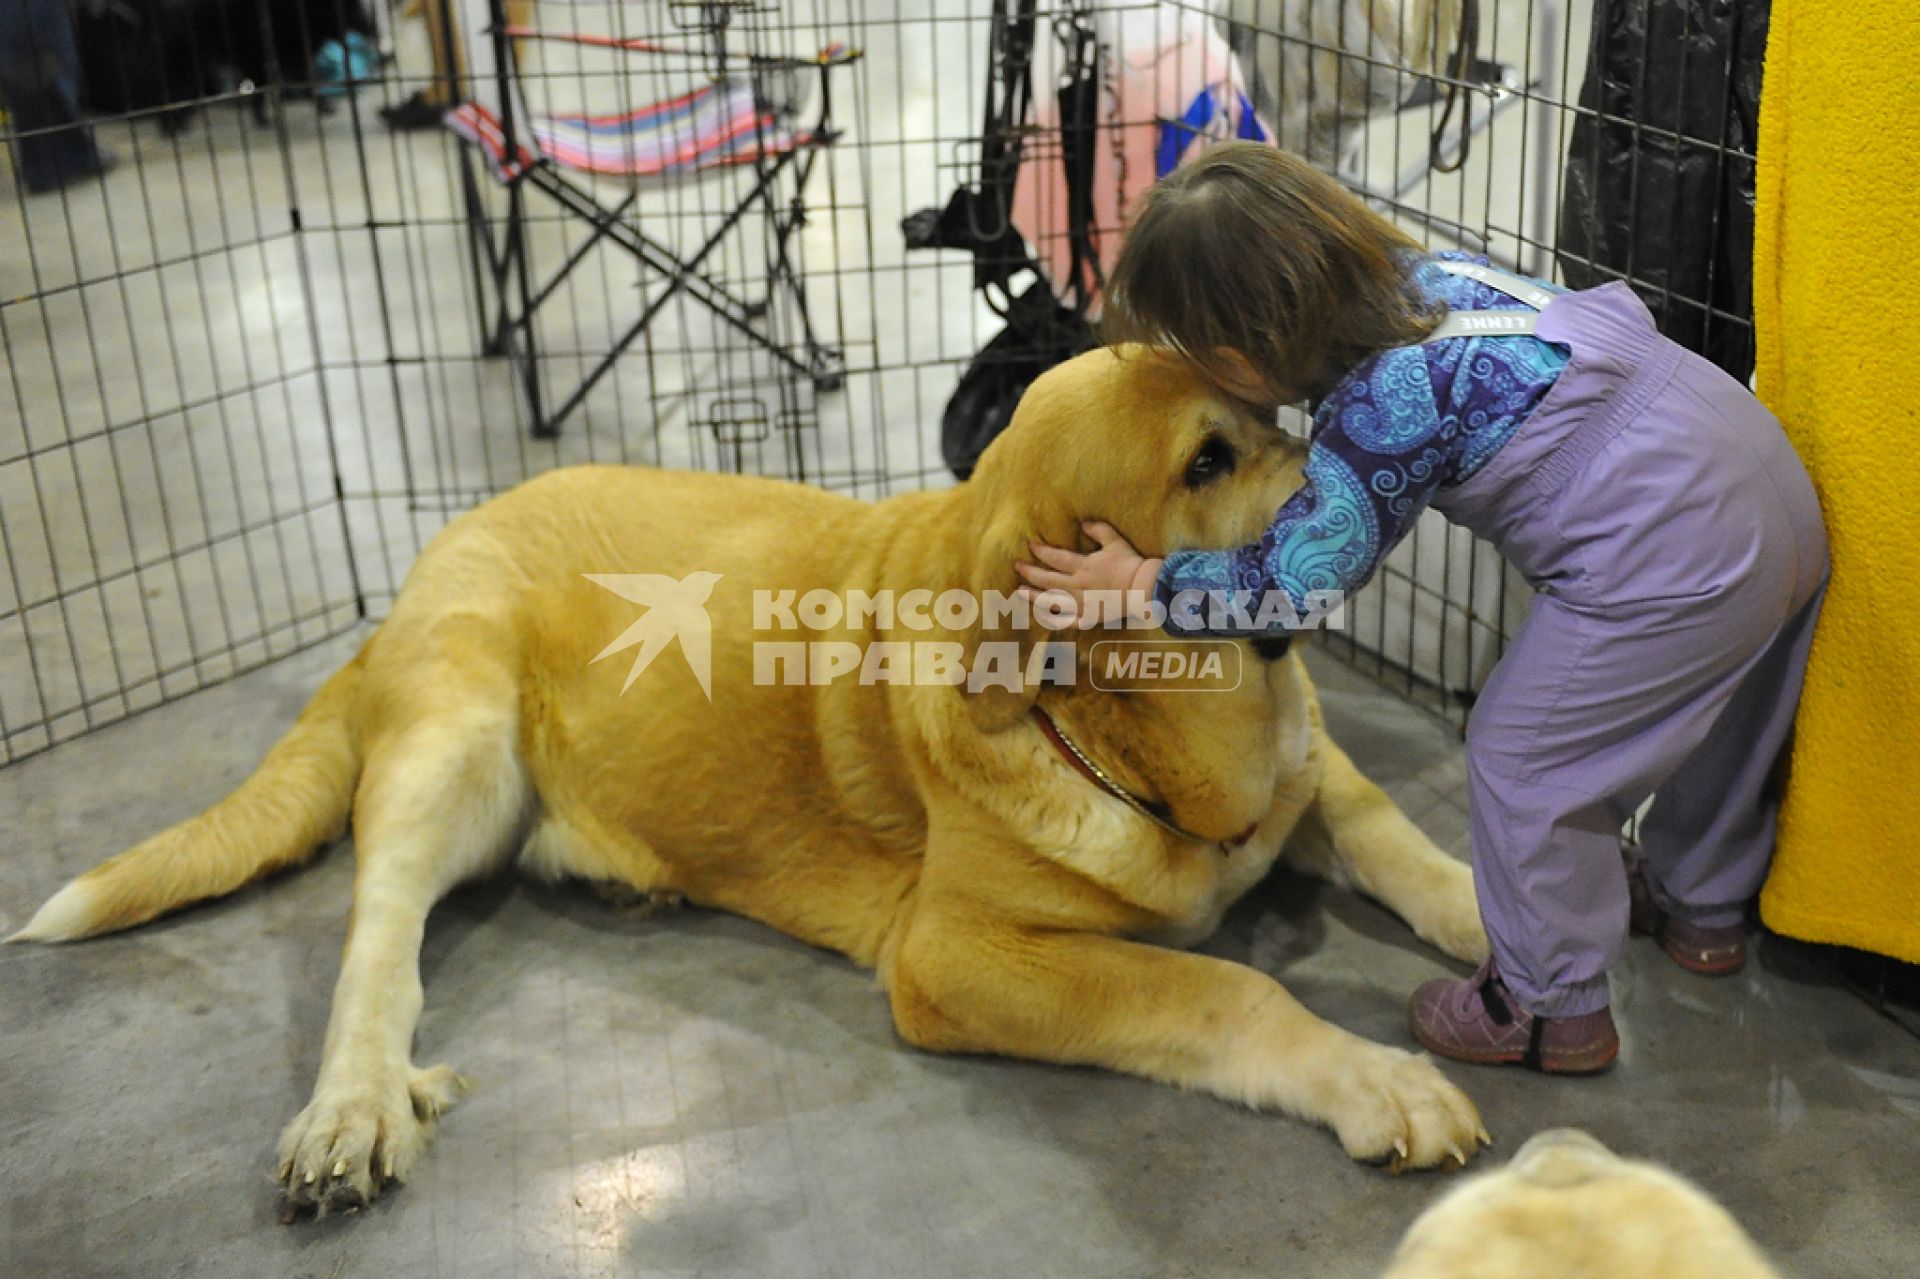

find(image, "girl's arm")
[1159,347,1454,636]
[1017,346,1456,636]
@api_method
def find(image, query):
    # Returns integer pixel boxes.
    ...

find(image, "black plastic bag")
[941,283,1096,481]
[1557,0,1770,382]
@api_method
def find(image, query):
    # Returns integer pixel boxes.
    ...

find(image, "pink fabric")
[1009,4,1269,317]
[449,70,823,182]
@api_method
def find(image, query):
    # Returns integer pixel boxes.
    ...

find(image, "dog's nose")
[1249,635,1294,662]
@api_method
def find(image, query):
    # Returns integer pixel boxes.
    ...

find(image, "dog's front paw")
[1319,1041,1488,1173]
[276,1064,466,1219]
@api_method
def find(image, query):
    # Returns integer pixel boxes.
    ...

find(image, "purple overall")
[1432,282,1829,1018]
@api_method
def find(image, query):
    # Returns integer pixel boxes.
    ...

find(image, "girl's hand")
[1014,521,1164,629]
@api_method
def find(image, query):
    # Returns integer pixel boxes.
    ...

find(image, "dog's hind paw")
[1408,860,1491,967]
[1422,909,1491,968]
[588,880,687,919]
[275,1064,467,1220]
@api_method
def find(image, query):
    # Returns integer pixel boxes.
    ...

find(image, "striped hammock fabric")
[448,73,809,183]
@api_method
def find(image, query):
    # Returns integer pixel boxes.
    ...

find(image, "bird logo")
[585,572,722,699]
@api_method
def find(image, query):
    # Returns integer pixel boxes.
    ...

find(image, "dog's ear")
[943,502,1077,735]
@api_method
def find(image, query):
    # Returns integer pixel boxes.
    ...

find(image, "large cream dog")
[14,348,1490,1216]
[1383,1128,1783,1278]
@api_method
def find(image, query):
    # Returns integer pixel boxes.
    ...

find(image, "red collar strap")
[1029,705,1257,850]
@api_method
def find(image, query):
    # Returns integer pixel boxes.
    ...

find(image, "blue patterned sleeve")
[1155,346,1453,636]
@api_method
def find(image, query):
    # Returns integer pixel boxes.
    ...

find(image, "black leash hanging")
[901,0,1107,322]
[899,0,1042,318]
[1429,0,1481,175]
[971,0,1041,314]
[1051,0,1104,316]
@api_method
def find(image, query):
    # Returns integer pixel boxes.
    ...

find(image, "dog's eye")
[1185,434,1237,488]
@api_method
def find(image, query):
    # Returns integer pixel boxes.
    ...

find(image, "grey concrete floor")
[2,632,1916,1278]
[5,4,1917,1273]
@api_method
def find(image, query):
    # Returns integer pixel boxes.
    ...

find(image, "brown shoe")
[1622,843,1748,976]
[1655,915,1749,976]
[380,91,451,131]
[1409,959,1619,1075]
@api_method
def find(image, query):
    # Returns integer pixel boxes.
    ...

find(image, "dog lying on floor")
[1383,1128,1783,1278]
[14,347,1490,1216]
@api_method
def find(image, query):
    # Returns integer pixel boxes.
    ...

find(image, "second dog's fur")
[1384,1128,1783,1278]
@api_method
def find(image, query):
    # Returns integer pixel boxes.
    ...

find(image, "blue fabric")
[315,32,380,98]
[1155,86,1269,178]
[1235,95,1267,143]
[1158,251,1571,635]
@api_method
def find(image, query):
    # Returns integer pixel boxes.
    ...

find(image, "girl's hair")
[1104,143,1442,401]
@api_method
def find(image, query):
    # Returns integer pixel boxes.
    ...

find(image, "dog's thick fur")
[1383,1129,1783,1278]
[15,348,1489,1215]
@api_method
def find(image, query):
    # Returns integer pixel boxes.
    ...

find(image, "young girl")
[1015,144,1828,1074]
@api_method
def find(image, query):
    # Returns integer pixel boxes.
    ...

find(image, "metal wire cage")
[0,0,1764,764]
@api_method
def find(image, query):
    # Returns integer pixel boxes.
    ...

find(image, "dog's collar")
[1029,705,1254,851]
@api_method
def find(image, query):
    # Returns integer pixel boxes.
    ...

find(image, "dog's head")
[969,344,1307,563]
[1382,1129,1782,1279]
[945,346,1308,732]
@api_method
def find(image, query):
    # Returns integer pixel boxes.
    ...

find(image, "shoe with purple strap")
[1408,958,1620,1075]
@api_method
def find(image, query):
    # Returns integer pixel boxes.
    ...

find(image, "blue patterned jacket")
[1156,252,1570,635]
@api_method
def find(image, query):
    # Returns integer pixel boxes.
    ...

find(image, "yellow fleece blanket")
[1754,1,1920,963]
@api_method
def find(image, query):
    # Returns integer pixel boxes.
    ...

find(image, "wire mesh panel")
[1,0,1762,762]
[0,0,369,763]
[310,0,935,612]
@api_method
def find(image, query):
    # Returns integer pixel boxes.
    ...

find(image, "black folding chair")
[445,0,857,437]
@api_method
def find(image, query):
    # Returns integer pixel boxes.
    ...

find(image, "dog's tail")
[9,646,368,943]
